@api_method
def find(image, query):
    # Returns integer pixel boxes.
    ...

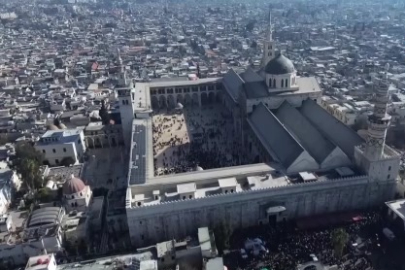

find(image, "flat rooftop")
[149,77,220,88]
[57,252,156,270]
[129,165,365,208]
[128,118,153,185]
[386,199,405,220]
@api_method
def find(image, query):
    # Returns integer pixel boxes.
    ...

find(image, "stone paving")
[82,147,127,190]
[152,104,243,176]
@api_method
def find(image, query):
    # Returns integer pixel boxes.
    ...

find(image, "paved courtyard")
[152,104,243,176]
[82,147,128,190]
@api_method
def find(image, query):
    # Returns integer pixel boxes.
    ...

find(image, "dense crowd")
[152,106,242,176]
[226,211,384,270]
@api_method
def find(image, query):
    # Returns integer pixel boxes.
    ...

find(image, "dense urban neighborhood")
[1,0,405,270]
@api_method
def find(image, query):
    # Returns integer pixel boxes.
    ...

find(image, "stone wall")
[127,176,395,247]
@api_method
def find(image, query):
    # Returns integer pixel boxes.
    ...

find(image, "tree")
[332,228,349,257]
[78,239,88,256]
[245,20,256,32]
[60,157,76,167]
[35,187,53,203]
[214,221,232,255]
[11,142,44,191]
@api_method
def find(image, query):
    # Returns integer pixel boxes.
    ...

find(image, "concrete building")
[121,27,400,248]
[25,254,57,270]
[35,129,86,166]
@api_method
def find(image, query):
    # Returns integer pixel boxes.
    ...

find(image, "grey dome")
[265,54,295,75]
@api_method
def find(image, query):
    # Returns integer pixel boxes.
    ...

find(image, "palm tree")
[332,228,349,257]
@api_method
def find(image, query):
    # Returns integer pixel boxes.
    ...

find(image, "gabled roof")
[222,69,243,102]
[243,81,269,99]
[248,103,305,168]
[239,67,264,83]
[275,101,337,164]
[299,99,364,158]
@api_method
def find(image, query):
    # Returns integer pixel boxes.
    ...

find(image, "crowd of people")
[226,210,386,270]
[152,105,242,176]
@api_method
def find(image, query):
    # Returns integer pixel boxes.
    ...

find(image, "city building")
[35,129,86,166]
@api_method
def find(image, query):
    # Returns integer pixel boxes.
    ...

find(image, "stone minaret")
[262,9,276,67]
[364,66,391,161]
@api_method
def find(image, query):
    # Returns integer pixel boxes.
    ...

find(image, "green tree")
[332,228,349,257]
[214,221,232,255]
[78,239,88,256]
[60,157,76,167]
[35,187,53,203]
[245,20,256,32]
[11,142,44,191]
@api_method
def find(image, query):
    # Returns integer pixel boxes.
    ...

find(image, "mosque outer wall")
[126,176,395,247]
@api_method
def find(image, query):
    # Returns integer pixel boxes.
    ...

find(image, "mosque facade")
[119,20,400,247]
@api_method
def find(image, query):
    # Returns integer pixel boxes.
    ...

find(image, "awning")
[266,206,286,214]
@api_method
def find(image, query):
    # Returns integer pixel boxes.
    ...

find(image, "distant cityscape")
[1,0,405,270]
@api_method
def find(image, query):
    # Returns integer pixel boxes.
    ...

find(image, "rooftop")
[26,254,55,270]
[129,118,153,185]
[129,165,365,208]
[36,129,82,146]
[57,253,155,270]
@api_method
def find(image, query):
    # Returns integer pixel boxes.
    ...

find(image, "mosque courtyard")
[152,104,247,176]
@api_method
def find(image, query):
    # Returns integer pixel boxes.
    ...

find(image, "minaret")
[262,8,276,67]
[116,47,135,148]
[364,64,391,161]
[117,48,128,87]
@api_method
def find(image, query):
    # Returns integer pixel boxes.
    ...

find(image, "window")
[137,202,141,207]
[273,79,276,88]
[42,149,46,154]
[389,166,392,171]
[53,149,56,153]
[80,192,82,196]
[140,221,142,225]
[225,190,228,194]
[183,196,186,200]
[141,235,144,240]
[171,255,175,260]
[230,189,234,193]
[387,175,390,179]
[55,159,59,164]
[122,100,126,105]
[161,258,165,262]
[63,148,66,152]
[71,203,74,207]
[281,79,284,88]
[189,195,192,199]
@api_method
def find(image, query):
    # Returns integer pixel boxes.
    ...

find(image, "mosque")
[116,17,401,247]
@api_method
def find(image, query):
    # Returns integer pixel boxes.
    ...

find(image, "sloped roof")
[27,207,61,228]
[275,101,336,164]
[222,69,243,102]
[239,67,264,82]
[248,103,305,168]
[299,99,364,158]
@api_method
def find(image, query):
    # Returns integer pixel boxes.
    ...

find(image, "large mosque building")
[118,19,400,247]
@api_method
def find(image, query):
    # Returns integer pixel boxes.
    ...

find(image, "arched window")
[285,79,288,88]
[273,79,276,88]
[269,79,272,88]
[281,79,284,88]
